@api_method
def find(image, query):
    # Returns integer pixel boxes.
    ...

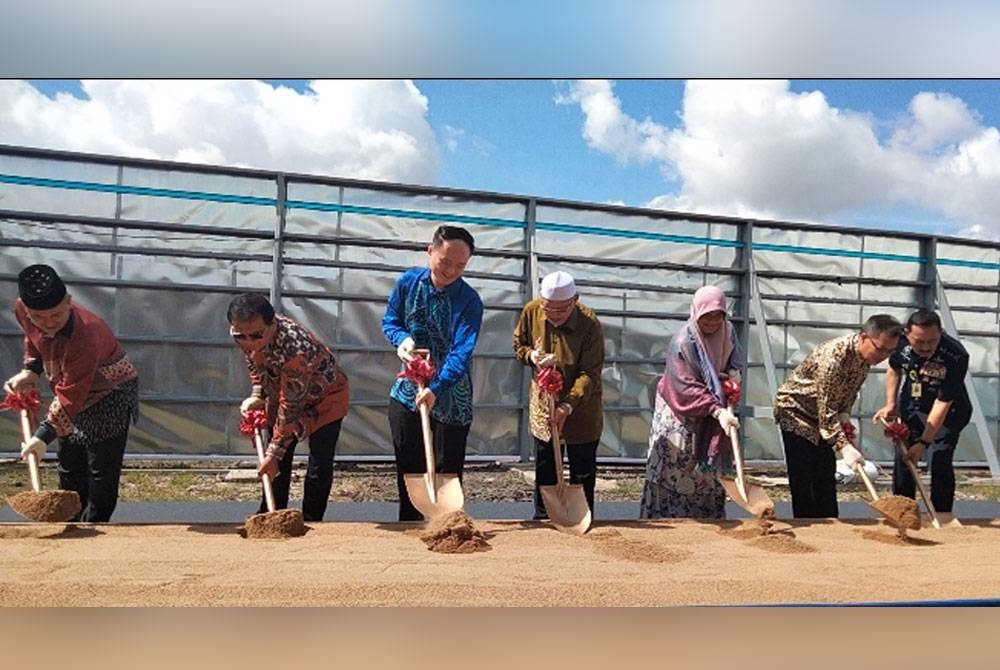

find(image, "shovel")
[253,427,277,514]
[853,457,920,532]
[6,406,80,522]
[243,422,304,539]
[718,425,775,519]
[403,351,464,520]
[539,395,592,535]
[879,418,943,529]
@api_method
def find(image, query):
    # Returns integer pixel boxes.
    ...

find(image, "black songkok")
[18,264,67,310]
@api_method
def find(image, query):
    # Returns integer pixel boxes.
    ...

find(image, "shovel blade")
[404,473,464,520]
[539,483,592,535]
[719,476,775,518]
[868,495,921,531]
[6,490,81,523]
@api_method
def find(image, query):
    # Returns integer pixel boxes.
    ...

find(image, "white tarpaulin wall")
[0,145,997,473]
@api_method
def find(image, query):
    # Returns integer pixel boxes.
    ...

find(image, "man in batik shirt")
[774,314,902,518]
[229,293,349,522]
[382,225,483,521]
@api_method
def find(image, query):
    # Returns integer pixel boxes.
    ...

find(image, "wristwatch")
[913,437,930,447]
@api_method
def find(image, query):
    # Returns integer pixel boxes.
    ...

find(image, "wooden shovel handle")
[417,384,436,482]
[878,418,940,527]
[409,350,437,481]
[854,460,880,501]
[547,395,565,487]
[19,409,41,492]
[727,425,748,501]
[253,428,276,513]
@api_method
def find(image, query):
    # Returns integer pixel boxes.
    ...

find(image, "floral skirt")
[639,394,726,519]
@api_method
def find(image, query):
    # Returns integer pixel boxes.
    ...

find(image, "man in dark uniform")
[873,309,972,517]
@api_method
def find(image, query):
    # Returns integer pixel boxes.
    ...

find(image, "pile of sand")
[719,520,817,553]
[588,527,688,564]
[418,511,490,553]
[6,490,81,522]
[243,509,305,539]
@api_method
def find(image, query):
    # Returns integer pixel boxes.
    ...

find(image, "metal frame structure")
[0,144,997,476]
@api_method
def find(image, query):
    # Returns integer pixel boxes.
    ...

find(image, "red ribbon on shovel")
[239,408,269,437]
[398,356,436,387]
[721,378,741,407]
[536,367,564,396]
[840,420,857,443]
[0,389,42,424]
[883,420,910,443]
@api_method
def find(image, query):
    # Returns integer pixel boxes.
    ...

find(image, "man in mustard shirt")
[514,271,605,520]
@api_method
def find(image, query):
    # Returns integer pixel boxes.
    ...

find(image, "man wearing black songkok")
[4,265,139,522]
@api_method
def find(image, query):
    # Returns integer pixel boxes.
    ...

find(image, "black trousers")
[533,436,599,519]
[258,419,342,522]
[782,430,839,518]
[57,429,129,523]
[892,431,959,513]
[388,397,470,522]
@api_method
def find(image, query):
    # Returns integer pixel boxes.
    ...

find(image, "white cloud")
[561,79,1000,237]
[555,79,669,166]
[0,80,440,184]
[443,125,465,153]
[890,92,980,152]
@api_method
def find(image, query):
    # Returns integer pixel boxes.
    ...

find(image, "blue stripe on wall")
[0,173,276,206]
[4,172,997,269]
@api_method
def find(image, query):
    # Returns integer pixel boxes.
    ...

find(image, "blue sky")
[9,79,1000,240]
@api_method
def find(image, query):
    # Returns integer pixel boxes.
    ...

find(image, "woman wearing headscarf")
[640,285,744,519]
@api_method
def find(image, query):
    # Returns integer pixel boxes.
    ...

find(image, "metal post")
[519,198,538,463]
[936,272,1000,478]
[271,175,287,308]
[923,236,938,309]
[748,249,786,463]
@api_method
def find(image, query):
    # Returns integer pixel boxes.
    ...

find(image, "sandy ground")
[2,516,1000,606]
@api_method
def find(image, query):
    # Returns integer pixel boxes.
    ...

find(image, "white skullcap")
[540,271,577,301]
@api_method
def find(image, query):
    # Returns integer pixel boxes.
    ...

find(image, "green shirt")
[513,299,604,444]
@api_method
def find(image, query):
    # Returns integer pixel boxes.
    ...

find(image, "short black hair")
[862,314,903,339]
[227,293,275,325]
[431,225,475,255]
[906,309,942,330]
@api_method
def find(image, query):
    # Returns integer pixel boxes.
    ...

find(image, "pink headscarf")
[690,285,733,373]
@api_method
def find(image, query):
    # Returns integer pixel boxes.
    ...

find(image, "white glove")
[20,436,46,462]
[529,350,557,368]
[715,407,740,432]
[3,369,38,394]
[841,444,865,469]
[396,337,416,363]
[240,396,265,413]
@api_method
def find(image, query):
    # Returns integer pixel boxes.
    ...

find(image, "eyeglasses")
[868,339,896,356]
[542,297,577,312]
[231,328,266,342]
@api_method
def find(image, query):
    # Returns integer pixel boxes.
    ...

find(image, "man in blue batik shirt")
[382,225,483,521]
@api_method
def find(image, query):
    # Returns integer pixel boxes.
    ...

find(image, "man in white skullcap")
[513,270,605,520]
